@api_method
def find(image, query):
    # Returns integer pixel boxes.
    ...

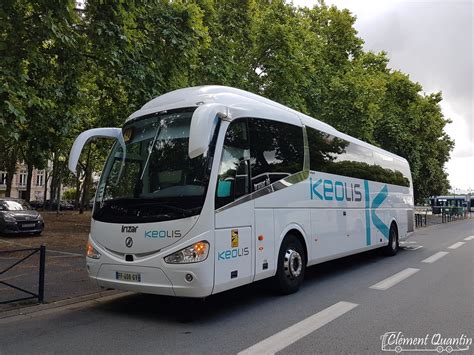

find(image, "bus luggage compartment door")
[213,226,252,294]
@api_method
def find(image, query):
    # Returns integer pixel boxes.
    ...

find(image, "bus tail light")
[164,241,209,264]
[86,242,101,259]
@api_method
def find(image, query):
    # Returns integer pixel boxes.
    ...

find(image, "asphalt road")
[1,219,472,355]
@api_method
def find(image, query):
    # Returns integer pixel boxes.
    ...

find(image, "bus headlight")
[86,241,101,259]
[164,241,209,264]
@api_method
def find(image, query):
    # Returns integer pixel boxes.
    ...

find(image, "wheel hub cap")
[284,249,302,279]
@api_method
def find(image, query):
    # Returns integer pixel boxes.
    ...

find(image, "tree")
[0,0,82,201]
[0,0,454,203]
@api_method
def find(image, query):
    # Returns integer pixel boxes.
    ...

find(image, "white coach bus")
[69,86,414,297]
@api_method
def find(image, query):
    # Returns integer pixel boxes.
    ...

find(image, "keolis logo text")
[145,230,181,238]
[218,247,249,261]
[310,177,362,202]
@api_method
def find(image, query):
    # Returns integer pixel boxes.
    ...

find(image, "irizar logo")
[125,237,133,248]
[144,230,182,238]
[121,225,138,233]
[218,247,249,261]
[310,177,362,202]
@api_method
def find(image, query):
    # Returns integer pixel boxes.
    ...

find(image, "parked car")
[0,198,44,235]
[29,200,44,209]
[45,200,75,210]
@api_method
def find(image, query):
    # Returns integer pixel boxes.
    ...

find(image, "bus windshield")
[93,108,211,223]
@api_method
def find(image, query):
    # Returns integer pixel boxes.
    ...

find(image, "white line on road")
[402,245,423,251]
[237,301,358,355]
[464,236,474,241]
[448,242,465,249]
[421,251,449,264]
[369,268,419,291]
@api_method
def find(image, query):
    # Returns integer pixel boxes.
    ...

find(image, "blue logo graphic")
[364,181,389,245]
[371,185,389,239]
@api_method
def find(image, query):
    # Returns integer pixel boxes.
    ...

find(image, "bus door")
[213,119,254,294]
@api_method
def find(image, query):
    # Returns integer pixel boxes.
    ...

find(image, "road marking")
[369,268,419,291]
[237,301,358,355]
[448,242,465,249]
[421,251,449,263]
[464,236,474,241]
[402,245,423,251]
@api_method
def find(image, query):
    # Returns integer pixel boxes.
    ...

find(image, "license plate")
[23,223,35,228]
[115,271,141,282]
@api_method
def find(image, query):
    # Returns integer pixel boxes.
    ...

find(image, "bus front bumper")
[88,261,213,298]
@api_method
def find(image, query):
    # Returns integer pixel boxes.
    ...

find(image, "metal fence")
[438,206,468,223]
[0,246,46,304]
[415,212,427,227]
[414,207,429,228]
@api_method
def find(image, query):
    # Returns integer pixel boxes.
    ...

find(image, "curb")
[0,290,127,321]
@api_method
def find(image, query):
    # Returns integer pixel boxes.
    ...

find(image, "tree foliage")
[0,0,454,203]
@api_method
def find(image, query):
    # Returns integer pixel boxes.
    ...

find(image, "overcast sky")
[292,0,473,192]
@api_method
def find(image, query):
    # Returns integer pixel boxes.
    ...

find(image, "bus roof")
[127,85,408,164]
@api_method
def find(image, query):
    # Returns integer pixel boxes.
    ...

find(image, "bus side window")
[215,120,250,209]
[249,118,304,191]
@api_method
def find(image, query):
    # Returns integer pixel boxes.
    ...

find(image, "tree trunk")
[49,155,58,210]
[25,163,34,202]
[5,174,13,198]
[5,158,16,198]
[74,169,81,209]
[43,170,49,207]
[56,172,61,216]
[79,147,92,214]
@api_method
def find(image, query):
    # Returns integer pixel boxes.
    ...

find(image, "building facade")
[0,163,50,201]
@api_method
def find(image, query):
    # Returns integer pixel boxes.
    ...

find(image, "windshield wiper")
[151,204,191,218]
[140,124,161,181]
[94,197,203,223]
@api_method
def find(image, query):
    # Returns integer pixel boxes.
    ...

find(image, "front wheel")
[383,224,399,256]
[274,235,306,295]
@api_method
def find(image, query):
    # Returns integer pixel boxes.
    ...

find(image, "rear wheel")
[274,235,306,295]
[383,224,399,256]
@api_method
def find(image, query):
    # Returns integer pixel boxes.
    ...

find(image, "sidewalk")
[0,211,101,312]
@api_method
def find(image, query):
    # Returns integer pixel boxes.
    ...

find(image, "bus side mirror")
[189,103,228,159]
[68,127,125,175]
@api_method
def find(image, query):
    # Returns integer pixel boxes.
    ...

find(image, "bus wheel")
[383,223,399,256]
[275,235,306,295]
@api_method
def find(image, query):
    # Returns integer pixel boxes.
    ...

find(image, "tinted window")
[373,152,410,187]
[216,120,250,208]
[307,127,410,187]
[249,119,304,191]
